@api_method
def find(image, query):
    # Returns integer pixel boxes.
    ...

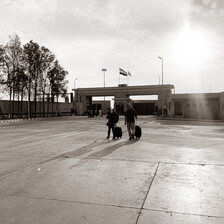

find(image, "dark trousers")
[107,125,115,138]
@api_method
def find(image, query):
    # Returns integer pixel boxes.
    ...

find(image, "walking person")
[106,108,119,139]
[124,103,137,140]
[87,109,91,118]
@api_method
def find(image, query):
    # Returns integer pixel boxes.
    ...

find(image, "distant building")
[73,84,224,121]
[170,92,224,120]
[73,84,174,116]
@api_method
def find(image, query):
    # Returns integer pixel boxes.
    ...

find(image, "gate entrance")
[133,102,155,115]
[74,84,174,116]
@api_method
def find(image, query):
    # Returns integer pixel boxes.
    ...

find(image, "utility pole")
[102,68,107,114]
[158,56,164,118]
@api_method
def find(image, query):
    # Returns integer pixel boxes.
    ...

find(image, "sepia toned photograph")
[0,0,224,223]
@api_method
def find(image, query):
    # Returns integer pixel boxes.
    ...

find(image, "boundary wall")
[0,100,73,118]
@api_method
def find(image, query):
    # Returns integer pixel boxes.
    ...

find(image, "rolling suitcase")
[135,125,142,140]
[114,126,122,139]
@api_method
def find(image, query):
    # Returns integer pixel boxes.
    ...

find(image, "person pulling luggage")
[106,108,119,139]
[124,103,137,140]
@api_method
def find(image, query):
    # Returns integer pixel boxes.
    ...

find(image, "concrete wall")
[219,92,224,120]
[0,100,73,118]
[75,102,85,116]
[171,93,222,120]
[183,98,219,120]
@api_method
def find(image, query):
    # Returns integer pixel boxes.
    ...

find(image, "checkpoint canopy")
[73,84,174,116]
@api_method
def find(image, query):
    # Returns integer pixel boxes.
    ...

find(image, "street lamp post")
[73,78,78,115]
[157,75,160,85]
[102,68,107,114]
[158,56,164,117]
[102,68,107,88]
[74,78,78,95]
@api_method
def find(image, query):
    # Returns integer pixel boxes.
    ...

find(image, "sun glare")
[171,27,212,71]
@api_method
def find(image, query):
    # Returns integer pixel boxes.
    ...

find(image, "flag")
[128,71,131,76]
[119,68,128,76]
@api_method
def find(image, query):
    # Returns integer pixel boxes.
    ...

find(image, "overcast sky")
[0,0,224,94]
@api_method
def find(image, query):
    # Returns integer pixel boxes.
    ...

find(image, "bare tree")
[47,60,68,116]
[1,34,69,119]
[38,46,55,117]
[1,34,23,118]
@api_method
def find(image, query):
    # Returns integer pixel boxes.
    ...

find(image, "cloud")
[0,0,187,42]
[1,0,224,93]
[190,0,224,11]
[186,0,224,42]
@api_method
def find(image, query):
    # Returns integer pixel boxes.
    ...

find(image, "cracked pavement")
[0,116,224,224]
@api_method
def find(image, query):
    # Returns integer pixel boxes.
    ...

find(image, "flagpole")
[119,69,120,85]
[102,68,107,114]
[119,68,130,85]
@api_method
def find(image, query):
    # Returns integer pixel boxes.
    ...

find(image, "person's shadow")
[88,139,138,158]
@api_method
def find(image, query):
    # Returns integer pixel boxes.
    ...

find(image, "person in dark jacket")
[106,108,119,139]
[124,103,137,140]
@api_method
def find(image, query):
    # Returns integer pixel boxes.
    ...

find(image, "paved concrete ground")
[0,116,224,224]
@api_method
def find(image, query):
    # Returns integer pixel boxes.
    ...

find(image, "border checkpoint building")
[73,83,224,120]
